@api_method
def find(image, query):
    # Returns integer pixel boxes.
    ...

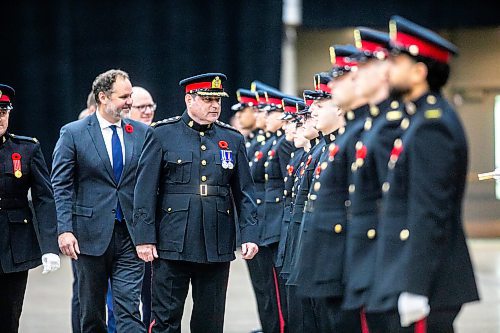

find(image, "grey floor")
[19,239,499,333]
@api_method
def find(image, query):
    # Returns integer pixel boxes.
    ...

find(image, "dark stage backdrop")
[2,0,283,164]
[302,0,500,29]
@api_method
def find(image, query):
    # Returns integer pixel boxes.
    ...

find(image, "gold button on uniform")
[349,184,355,193]
[314,182,321,191]
[382,182,390,192]
[334,224,343,234]
[264,162,269,167]
[167,208,172,213]
[201,176,207,182]
[201,160,207,166]
[23,219,28,223]
[275,197,280,203]
[177,159,182,164]
[400,229,410,241]
[200,132,205,136]
[265,174,269,181]
[201,145,206,151]
[284,190,288,196]
[227,209,230,214]
[367,229,376,239]
[256,199,262,205]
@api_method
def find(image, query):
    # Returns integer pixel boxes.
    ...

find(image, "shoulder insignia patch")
[425,109,442,120]
[151,116,181,128]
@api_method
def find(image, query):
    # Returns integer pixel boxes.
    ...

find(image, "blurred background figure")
[78,92,97,120]
[124,87,156,125]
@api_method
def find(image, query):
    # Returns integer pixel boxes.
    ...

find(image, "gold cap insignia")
[212,76,222,89]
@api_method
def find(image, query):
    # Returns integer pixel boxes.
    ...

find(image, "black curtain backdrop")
[302,0,500,29]
[3,0,283,163]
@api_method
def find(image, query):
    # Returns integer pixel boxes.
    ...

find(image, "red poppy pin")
[125,124,134,133]
[12,153,22,178]
[328,144,339,161]
[219,140,228,149]
[355,142,367,167]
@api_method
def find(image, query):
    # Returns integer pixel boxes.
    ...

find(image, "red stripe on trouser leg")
[415,318,427,333]
[148,319,156,333]
[360,308,370,333]
[272,267,285,333]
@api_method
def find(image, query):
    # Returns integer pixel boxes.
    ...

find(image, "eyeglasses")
[131,103,157,112]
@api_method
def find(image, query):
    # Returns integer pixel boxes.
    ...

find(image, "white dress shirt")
[96,111,125,166]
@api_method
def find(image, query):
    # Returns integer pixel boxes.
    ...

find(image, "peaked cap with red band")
[231,88,259,111]
[353,27,391,61]
[329,44,361,78]
[389,15,458,64]
[281,97,307,121]
[313,72,332,98]
[0,84,15,106]
[179,72,229,97]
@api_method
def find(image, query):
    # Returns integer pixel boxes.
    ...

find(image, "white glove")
[42,253,61,274]
[398,292,430,327]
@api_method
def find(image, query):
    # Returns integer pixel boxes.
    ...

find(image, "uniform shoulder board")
[9,133,39,144]
[424,109,442,120]
[151,116,181,128]
[215,120,239,132]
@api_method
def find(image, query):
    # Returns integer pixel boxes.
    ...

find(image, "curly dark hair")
[92,69,129,105]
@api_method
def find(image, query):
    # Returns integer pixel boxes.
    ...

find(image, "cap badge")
[212,76,222,89]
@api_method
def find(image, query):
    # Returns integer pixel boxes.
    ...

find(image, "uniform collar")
[182,110,213,132]
[309,136,320,148]
[0,133,7,146]
[323,129,339,144]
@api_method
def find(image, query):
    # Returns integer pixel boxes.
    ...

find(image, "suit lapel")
[87,113,115,183]
[120,119,135,186]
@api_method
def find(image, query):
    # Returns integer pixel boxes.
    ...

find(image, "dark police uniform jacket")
[342,99,406,309]
[134,111,259,263]
[262,131,295,247]
[292,106,369,298]
[0,133,58,273]
[280,137,324,281]
[249,131,276,244]
[286,137,326,286]
[276,148,305,268]
[367,92,479,312]
[246,129,265,162]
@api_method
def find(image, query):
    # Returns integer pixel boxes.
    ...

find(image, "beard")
[105,103,124,120]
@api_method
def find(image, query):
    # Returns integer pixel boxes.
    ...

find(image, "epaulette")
[151,116,181,128]
[423,94,442,120]
[9,133,38,144]
[215,120,239,132]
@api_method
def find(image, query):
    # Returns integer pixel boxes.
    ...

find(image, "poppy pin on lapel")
[125,124,134,133]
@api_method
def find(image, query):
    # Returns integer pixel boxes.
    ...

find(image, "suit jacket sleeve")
[231,136,259,244]
[30,143,59,254]
[51,126,76,235]
[404,121,457,297]
[133,127,162,245]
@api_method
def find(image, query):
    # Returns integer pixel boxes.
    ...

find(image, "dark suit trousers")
[246,245,281,333]
[71,261,81,333]
[150,259,230,333]
[0,270,28,333]
[75,222,145,333]
[367,308,461,333]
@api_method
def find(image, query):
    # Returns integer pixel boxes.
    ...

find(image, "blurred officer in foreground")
[0,84,60,332]
[134,73,259,333]
[367,16,479,333]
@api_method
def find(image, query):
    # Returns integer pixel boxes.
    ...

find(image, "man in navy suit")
[52,69,156,333]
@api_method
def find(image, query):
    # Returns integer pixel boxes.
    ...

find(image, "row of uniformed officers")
[232,15,479,333]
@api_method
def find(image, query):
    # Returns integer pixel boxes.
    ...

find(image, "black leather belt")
[164,184,230,197]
